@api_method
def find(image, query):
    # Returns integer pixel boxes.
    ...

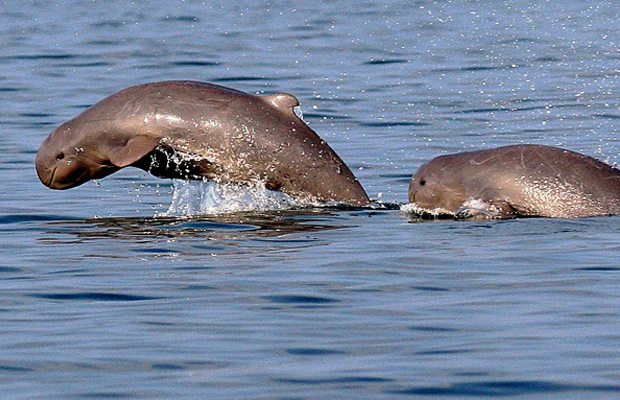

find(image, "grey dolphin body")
[408,144,620,218]
[35,81,370,206]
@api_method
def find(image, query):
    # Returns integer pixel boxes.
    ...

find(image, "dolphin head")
[408,157,468,212]
[35,115,161,190]
[35,120,119,189]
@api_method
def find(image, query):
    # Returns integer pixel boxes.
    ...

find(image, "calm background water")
[2,1,620,399]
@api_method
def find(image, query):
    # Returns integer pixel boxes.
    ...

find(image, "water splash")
[401,199,510,221]
[293,105,304,120]
[159,180,304,216]
[400,202,456,221]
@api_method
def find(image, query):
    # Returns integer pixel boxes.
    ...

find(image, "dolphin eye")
[419,179,426,186]
[56,152,65,161]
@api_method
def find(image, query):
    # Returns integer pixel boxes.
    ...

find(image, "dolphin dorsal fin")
[263,93,300,114]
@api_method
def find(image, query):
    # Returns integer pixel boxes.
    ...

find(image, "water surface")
[2,1,620,399]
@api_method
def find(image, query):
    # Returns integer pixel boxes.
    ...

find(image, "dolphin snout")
[35,165,56,188]
[35,155,54,187]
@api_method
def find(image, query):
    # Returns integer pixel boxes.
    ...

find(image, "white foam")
[293,105,304,120]
[400,202,455,219]
[158,180,304,216]
[400,199,507,220]
[455,198,506,219]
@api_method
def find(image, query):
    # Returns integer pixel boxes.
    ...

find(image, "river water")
[2,1,620,399]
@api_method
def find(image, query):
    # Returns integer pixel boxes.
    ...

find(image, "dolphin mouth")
[46,167,57,188]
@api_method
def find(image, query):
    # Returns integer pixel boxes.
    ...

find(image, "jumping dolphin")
[35,80,370,206]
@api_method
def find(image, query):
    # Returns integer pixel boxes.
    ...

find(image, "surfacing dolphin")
[35,80,371,206]
[408,144,620,218]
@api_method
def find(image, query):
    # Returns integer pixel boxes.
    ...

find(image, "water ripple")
[263,295,340,305]
[284,348,345,356]
[276,376,393,385]
[169,61,220,67]
[390,381,620,397]
[29,292,161,302]
[364,58,409,65]
[0,214,75,225]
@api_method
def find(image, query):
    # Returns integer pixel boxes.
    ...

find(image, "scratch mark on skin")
[469,153,498,166]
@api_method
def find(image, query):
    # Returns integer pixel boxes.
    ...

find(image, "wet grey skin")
[409,144,620,218]
[35,80,370,206]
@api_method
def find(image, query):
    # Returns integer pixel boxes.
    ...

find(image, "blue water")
[2,1,620,399]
